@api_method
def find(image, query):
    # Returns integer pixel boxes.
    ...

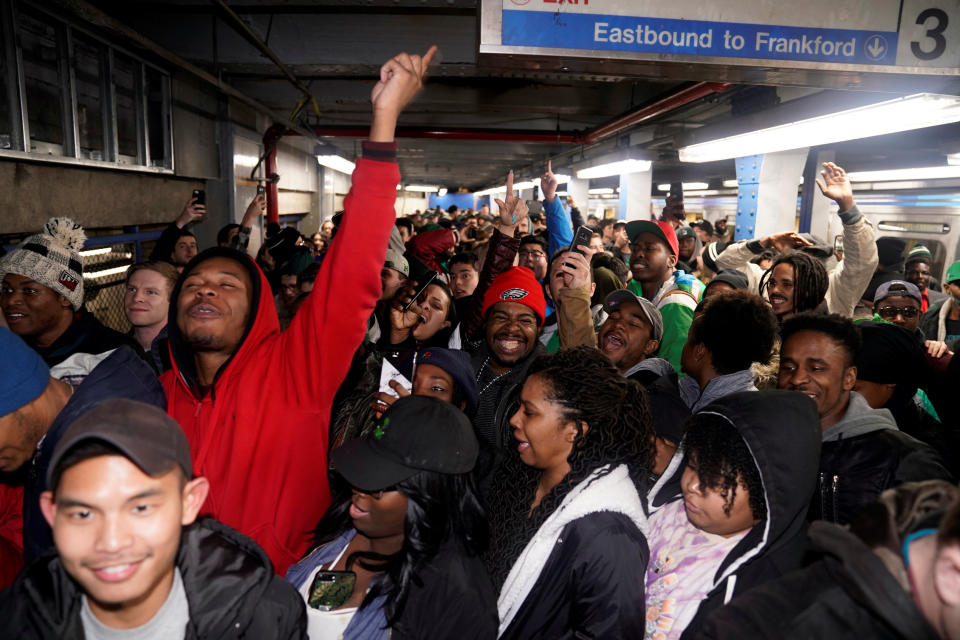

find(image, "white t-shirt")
[80,568,188,640]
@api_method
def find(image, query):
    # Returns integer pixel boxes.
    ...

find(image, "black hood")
[648,390,821,585]
[166,246,264,398]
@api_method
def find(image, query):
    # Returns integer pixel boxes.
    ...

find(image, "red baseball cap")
[626,220,679,258]
[482,266,547,325]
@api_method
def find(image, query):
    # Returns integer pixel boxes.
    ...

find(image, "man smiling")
[0,398,305,638]
[777,312,951,524]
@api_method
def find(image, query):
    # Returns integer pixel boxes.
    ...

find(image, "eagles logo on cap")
[499,288,529,301]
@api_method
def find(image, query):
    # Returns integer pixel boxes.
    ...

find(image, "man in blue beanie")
[0,327,164,573]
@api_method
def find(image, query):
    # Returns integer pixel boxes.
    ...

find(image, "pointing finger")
[546,159,552,174]
[506,170,514,196]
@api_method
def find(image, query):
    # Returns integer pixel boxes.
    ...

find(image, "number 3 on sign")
[896,0,960,67]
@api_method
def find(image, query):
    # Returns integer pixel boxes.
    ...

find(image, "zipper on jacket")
[818,472,826,521]
[831,475,840,523]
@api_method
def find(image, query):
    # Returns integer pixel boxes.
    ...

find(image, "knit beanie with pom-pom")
[0,218,87,310]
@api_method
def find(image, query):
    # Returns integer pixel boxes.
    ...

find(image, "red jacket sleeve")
[0,483,23,588]
[279,154,400,405]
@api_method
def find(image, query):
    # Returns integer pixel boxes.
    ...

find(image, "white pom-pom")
[43,217,87,252]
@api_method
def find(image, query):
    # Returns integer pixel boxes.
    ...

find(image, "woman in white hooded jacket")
[484,346,655,639]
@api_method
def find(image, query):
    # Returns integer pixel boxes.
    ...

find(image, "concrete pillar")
[734,148,808,240]
[618,169,652,221]
[567,177,589,214]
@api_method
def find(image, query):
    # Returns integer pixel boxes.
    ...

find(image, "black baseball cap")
[47,398,193,488]
[330,395,478,491]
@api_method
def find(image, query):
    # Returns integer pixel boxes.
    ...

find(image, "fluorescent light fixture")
[79,247,111,257]
[474,186,505,197]
[947,153,960,166]
[316,154,356,174]
[84,264,131,279]
[722,179,739,188]
[512,180,536,190]
[437,187,448,197]
[683,189,722,196]
[847,166,960,182]
[588,188,615,195]
[404,184,440,192]
[576,158,652,180]
[552,174,572,184]
[556,191,569,197]
[678,93,960,163]
[233,154,260,168]
[656,182,709,191]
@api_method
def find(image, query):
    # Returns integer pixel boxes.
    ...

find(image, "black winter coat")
[0,517,306,639]
[499,511,649,640]
[33,310,139,368]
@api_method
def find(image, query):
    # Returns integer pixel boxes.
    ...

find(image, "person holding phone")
[149,192,205,272]
[287,396,497,640]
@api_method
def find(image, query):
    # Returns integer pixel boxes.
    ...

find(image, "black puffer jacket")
[0,517,306,639]
[646,391,823,639]
[812,392,954,525]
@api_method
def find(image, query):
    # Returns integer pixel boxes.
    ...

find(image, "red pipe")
[262,124,286,224]
[310,126,578,143]
[578,82,733,145]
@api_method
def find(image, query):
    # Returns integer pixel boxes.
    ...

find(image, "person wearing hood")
[159,46,435,575]
[485,347,655,639]
[854,320,959,476]
[1,218,138,368]
[906,244,947,312]
[625,219,704,373]
[644,390,821,639]
[693,480,960,640]
[713,162,878,318]
[0,398,306,640]
[777,312,953,524]
[920,259,960,350]
[676,226,703,273]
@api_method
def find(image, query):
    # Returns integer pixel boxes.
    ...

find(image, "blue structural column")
[735,155,763,241]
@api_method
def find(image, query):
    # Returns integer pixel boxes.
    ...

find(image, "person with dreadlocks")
[714,162,878,319]
[486,346,654,639]
[287,396,496,639]
[644,390,821,639]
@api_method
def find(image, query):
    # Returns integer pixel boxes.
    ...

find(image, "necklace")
[476,357,510,396]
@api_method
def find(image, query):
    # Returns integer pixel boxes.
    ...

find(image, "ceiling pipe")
[262,124,287,224]
[310,127,579,143]
[578,82,733,145]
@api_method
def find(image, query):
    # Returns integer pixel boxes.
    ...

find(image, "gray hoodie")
[821,391,898,443]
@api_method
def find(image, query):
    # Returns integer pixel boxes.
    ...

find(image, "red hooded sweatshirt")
[161,152,400,574]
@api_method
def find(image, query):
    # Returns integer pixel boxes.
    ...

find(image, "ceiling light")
[316,154,356,174]
[722,179,739,188]
[404,184,441,192]
[552,174,572,184]
[588,188,615,195]
[512,180,537,190]
[437,187,448,197]
[846,166,960,182]
[683,189,722,196]
[678,93,960,163]
[948,153,960,166]
[84,265,131,279]
[556,190,569,197]
[656,182,709,191]
[233,154,260,168]
[79,247,112,257]
[576,158,652,180]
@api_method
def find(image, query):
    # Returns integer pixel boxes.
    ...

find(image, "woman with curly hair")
[287,395,497,639]
[485,346,656,639]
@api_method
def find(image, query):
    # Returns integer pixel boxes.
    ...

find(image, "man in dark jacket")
[693,480,960,640]
[920,259,960,349]
[0,327,166,568]
[905,244,947,313]
[778,312,953,524]
[0,218,137,368]
[0,398,305,639]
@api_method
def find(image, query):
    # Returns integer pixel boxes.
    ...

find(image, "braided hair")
[758,250,829,316]
[484,346,655,588]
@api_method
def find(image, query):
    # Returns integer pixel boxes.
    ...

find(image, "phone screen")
[379,351,416,398]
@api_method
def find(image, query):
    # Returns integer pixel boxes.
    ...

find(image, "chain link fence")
[82,242,137,333]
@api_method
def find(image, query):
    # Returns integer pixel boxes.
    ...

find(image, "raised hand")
[241,193,266,227]
[540,160,558,203]
[557,246,596,291]
[370,45,438,142]
[494,171,529,236]
[815,162,855,212]
[764,231,813,253]
[176,196,206,228]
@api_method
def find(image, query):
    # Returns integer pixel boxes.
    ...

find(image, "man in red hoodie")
[160,46,437,575]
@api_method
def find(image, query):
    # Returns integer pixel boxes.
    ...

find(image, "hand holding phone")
[569,225,594,256]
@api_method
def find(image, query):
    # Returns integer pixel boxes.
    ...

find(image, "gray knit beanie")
[0,218,86,310]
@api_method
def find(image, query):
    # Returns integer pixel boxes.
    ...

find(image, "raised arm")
[149,195,205,262]
[229,193,266,253]
[281,46,436,403]
[541,160,574,258]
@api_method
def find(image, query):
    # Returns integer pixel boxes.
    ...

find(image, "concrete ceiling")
[67,0,960,190]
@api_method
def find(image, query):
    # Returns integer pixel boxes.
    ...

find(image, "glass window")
[72,35,104,160]
[0,21,12,149]
[19,12,64,152]
[145,66,168,167]
[113,52,137,161]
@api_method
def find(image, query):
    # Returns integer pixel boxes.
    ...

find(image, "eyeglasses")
[356,486,397,500]
[519,250,546,260]
[877,305,919,319]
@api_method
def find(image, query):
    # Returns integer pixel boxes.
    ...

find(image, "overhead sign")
[483,0,960,74]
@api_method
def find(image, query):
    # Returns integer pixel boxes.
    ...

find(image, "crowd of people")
[0,45,959,640]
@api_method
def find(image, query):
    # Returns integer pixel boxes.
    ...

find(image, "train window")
[19,12,64,153]
[145,66,170,168]
[72,35,105,161]
[0,22,11,150]
[112,52,138,162]
[878,221,950,234]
